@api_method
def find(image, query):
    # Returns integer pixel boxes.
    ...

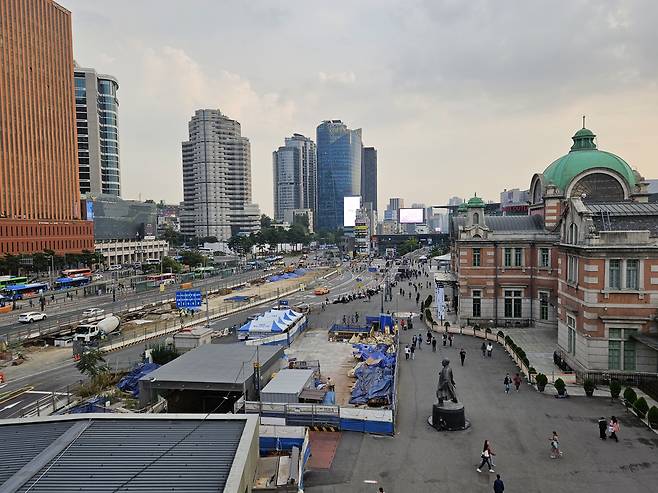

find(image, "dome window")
[570,172,624,201]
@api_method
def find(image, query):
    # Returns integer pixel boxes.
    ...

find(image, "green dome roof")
[542,128,636,192]
[457,201,468,212]
[466,195,485,208]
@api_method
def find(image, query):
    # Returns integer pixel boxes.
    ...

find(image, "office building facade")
[316,120,362,231]
[74,65,121,196]
[181,109,260,240]
[272,134,317,224]
[0,0,94,255]
[361,147,378,212]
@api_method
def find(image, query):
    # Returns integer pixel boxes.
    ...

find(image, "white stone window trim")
[603,258,644,293]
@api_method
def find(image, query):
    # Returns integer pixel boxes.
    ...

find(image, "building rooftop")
[586,201,658,235]
[454,214,545,233]
[261,369,314,396]
[0,414,257,493]
[542,127,636,192]
[142,343,283,386]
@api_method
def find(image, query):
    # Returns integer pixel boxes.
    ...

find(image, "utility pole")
[205,287,210,327]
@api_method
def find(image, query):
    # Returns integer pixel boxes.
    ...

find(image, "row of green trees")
[227,215,343,255]
[0,250,105,276]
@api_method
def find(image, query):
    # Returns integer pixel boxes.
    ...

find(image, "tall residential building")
[0,0,94,255]
[74,64,121,196]
[361,147,378,212]
[316,120,362,231]
[272,134,316,223]
[181,109,260,240]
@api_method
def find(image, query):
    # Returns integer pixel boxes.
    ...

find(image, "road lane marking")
[1,400,23,411]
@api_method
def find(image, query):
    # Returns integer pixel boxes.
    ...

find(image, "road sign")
[279,300,289,306]
[176,290,202,309]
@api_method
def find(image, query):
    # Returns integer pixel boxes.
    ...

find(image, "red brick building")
[0,0,94,255]
[453,127,658,373]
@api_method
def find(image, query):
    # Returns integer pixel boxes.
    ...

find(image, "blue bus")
[2,282,49,300]
[54,277,91,289]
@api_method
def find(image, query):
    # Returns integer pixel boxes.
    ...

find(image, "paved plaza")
[306,280,658,493]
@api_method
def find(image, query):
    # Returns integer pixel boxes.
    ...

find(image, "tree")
[287,224,307,250]
[162,226,184,247]
[260,214,272,229]
[76,349,108,378]
[161,256,183,273]
[398,237,420,256]
[179,250,205,267]
[150,344,180,365]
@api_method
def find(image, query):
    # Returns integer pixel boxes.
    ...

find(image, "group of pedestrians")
[481,341,494,358]
[503,373,522,394]
[598,416,620,442]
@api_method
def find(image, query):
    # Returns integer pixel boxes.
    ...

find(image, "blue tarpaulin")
[117,362,160,397]
[67,397,113,414]
[349,343,396,406]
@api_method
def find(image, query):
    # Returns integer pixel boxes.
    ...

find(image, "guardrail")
[242,400,394,435]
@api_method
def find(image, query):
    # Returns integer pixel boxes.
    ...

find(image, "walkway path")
[306,264,658,492]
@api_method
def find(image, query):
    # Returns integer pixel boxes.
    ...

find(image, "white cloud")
[318,71,357,84]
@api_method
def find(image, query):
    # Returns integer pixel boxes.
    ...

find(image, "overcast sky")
[61,0,658,214]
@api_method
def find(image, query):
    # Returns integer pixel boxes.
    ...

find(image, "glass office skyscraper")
[74,64,121,196]
[316,120,362,231]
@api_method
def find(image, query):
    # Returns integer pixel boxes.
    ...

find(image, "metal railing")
[577,370,658,402]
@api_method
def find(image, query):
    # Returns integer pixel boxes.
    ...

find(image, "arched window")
[532,181,543,203]
[568,223,578,244]
[473,212,479,225]
[570,173,624,201]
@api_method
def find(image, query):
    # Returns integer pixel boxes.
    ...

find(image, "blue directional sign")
[279,300,289,306]
[176,290,202,309]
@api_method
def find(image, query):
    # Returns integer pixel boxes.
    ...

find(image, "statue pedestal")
[428,402,469,431]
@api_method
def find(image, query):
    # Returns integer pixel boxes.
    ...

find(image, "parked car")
[82,307,105,318]
[18,311,47,323]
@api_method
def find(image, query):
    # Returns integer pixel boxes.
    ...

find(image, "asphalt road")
[0,263,306,340]
[0,262,377,419]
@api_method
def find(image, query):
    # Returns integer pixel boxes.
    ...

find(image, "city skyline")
[59,1,658,214]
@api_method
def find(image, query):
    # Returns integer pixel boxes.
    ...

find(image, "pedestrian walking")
[410,344,415,360]
[448,334,454,347]
[426,329,432,343]
[412,335,417,348]
[481,342,486,357]
[378,487,385,493]
[432,337,437,352]
[609,416,620,442]
[417,333,423,350]
[513,373,522,392]
[460,348,466,366]
[477,440,495,473]
[504,373,511,394]
[405,345,410,360]
[493,474,505,493]
[486,342,493,358]
[598,417,607,440]
[442,333,447,347]
[549,431,562,459]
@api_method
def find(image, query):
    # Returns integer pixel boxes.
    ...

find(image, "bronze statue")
[436,358,458,404]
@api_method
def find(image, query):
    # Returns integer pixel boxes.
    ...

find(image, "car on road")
[314,287,330,295]
[82,308,105,318]
[18,311,47,323]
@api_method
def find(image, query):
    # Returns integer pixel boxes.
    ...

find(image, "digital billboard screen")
[399,208,424,224]
[343,196,361,227]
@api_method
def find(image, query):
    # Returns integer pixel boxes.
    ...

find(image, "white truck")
[73,315,120,343]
